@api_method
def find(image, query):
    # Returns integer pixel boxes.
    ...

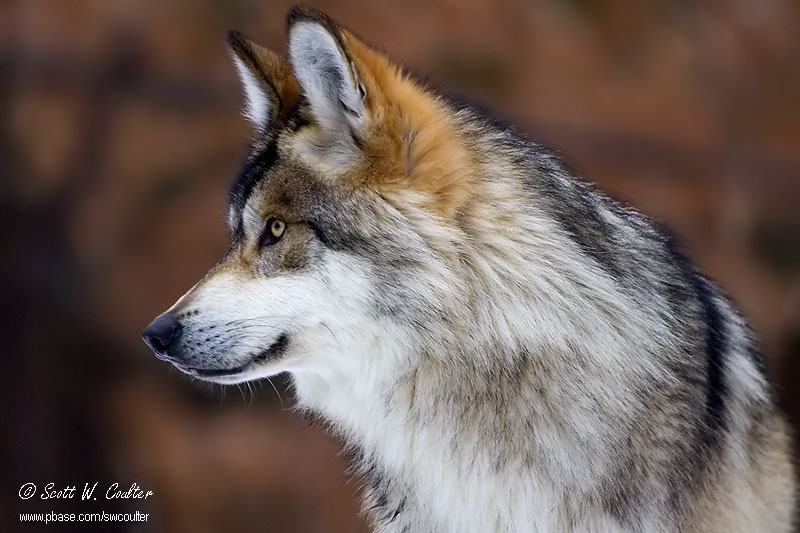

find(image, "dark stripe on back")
[664,236,729,448]
[691,272,729,442]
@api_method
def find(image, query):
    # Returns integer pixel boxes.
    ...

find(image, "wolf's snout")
[142,312,182,360]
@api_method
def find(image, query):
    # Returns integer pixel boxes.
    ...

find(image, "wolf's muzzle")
[142,312,182,360]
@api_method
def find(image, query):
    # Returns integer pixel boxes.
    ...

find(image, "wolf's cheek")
[250,223,323,277]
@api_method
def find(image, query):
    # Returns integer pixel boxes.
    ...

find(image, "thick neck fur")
[289,117,686,531]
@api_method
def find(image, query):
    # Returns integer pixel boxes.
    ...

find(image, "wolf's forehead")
[226,137,344,237]
[226,103,320,221]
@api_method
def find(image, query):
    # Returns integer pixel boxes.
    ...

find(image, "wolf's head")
[142,7,480,385]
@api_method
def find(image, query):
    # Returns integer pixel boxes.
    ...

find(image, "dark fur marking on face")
[307,211,380,255]
[228,140,280,236]
[307,220,331,247]
[254,333,289,363]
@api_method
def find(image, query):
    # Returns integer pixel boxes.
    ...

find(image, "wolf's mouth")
[183,333,289,378]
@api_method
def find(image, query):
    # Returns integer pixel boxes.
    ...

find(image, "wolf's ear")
[287,7,367,134]
[226,31,298,131]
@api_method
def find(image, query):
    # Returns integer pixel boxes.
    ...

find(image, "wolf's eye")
[259,217,286,247]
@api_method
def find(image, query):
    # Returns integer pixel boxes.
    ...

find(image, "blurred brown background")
[1,0,799,531]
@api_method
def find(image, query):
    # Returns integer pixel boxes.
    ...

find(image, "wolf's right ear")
[226,31,298,131]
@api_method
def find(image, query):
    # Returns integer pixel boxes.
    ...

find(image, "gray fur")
[146,10,796,532]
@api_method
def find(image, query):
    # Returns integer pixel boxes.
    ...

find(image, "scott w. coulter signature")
[19,482,153,501]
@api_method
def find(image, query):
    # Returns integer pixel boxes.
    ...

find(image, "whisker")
[266,376,285,410]
[217,324,286,333]
[218,382,226,408]
[206,315,301,328]
[319,321,344,354]
[246,381,255,408]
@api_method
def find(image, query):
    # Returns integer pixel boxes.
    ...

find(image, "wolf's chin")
[193,369,263,385]
[180,361,287,385]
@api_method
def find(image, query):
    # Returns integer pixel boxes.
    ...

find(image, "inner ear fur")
[226,30,300,127]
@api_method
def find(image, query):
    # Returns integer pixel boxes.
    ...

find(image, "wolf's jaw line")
[179,333,289,379]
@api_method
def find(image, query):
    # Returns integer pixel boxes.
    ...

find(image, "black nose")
[142,312,182,360]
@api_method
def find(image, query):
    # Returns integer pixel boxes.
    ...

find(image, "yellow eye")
[270,219,285,238]
[259,217,285,247]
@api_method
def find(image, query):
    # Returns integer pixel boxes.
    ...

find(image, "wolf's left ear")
[226,31,298,131]
[287,7,367,134]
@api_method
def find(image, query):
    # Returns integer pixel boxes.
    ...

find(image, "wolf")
[142,6,795,532]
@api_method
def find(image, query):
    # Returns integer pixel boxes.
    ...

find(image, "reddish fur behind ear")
[338,29,476,219]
